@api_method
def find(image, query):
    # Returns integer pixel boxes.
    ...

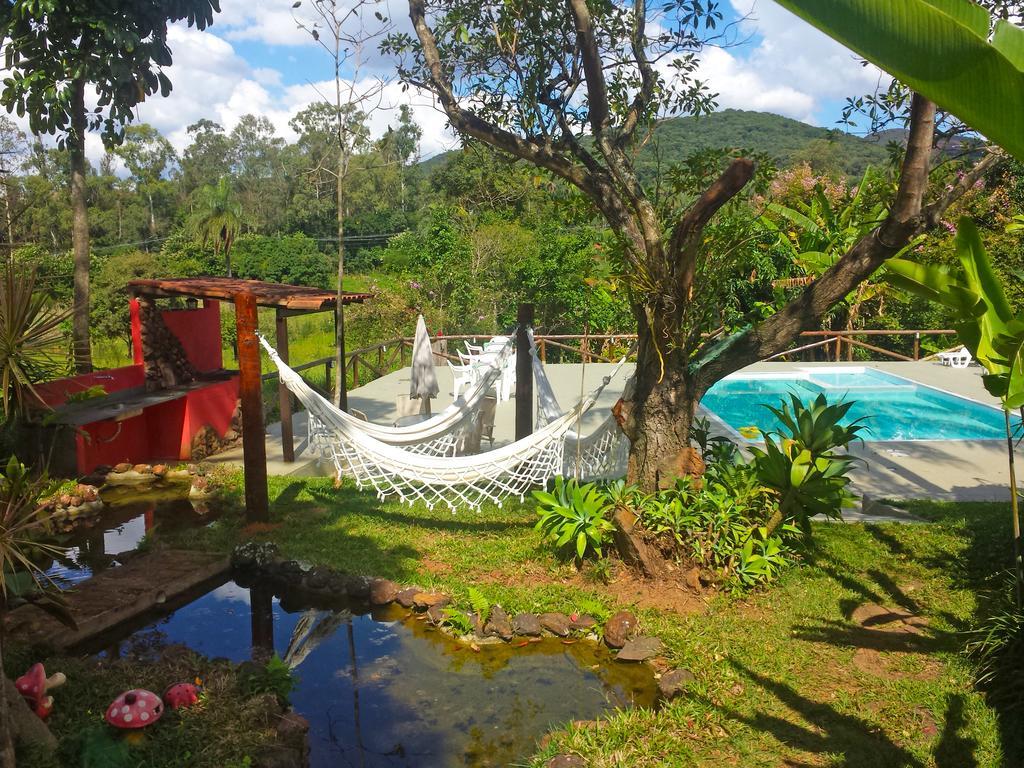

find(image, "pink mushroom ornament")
[105,689,163,729]
[15,663,66,719]
[163,682,200,710]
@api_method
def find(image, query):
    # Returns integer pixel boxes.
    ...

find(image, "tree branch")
[695,95,942,388]
[616,1,657,150]
[670,157,756,300]
[566,0,610,136]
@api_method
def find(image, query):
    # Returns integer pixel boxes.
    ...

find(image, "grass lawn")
[162,473,1023,767]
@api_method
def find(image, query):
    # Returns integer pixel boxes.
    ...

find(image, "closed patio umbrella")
[409,314,439,413]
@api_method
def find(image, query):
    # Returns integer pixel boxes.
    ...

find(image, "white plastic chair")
[937,346,973,369]
[465,343,485,356]
[457,350,474,366]
[447,360,476,399]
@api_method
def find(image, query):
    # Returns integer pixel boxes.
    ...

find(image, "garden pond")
[85,578,657,767]
[45,494,657,767]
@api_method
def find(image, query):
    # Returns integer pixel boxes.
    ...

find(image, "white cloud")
[695,47,817,122]
[704,0,884,125]
[128,26,456,162]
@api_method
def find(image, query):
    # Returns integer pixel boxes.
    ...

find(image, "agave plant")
[0,262,69,418]
[750,393,865,537]
[533,477,615,560]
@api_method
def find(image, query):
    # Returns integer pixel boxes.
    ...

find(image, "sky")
[54,0,886,165]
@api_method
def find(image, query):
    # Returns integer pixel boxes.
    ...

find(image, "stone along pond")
[85,578,658,767]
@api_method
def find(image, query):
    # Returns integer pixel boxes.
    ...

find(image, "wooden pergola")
[128,277,372,522]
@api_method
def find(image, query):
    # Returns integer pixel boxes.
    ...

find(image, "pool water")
[96,580,657,768]
[701,367,1019,441]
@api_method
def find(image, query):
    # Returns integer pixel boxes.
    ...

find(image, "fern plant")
[466,587,490,624]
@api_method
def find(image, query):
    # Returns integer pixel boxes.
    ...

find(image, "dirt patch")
[851,602,929,634]
[602,570,707,614]
[851,647,942,681]
[420,557,453,575]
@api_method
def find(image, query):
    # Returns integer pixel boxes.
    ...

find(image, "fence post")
[515,304,534,441]
[913,332,921,360]
[835,335,842,361]
[234,291,269,523]
[539,337,546,363]
[275,308,294,463]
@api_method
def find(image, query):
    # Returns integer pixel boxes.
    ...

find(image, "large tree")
[0,0,221,372]
[387,0,1002,489]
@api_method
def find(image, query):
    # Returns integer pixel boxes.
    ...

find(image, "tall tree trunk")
[333,151,348,410]
[620,320,703,490]
[147,191,156,239]
[69,77,92,373]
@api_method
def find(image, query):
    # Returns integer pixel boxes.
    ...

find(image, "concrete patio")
[207,357,1016,505]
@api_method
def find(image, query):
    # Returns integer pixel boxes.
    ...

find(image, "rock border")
[230,544,694,701]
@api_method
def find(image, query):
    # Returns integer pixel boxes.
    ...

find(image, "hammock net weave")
[262,335,622,509]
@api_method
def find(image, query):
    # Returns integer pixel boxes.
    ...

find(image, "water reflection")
[44,496,214,586]
[105,580,656,768]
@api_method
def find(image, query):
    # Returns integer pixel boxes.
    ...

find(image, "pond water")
[97,579,657,767]
[44,490,216,586]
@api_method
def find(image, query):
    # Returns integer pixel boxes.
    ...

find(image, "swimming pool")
[700,367,1018,442]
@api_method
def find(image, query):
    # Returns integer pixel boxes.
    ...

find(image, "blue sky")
[116,0,883,163]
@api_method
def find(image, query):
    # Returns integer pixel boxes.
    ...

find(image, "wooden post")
[335,306,348,411]
[834,335,842,361]
[539,337,546,363]
[913,332,921,360]
[515,303,534,441]
[275,308,294,463]
[235,292,269,523]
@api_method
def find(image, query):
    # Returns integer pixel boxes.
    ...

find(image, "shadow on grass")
[719,659,927,768]
[302,483,535,534]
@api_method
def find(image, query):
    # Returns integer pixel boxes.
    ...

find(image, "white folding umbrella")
[409,314,439,413]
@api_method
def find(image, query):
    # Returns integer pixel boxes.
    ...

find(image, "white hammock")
[262,337,619,510]
[262,336,512,457]
[528,329,631,481]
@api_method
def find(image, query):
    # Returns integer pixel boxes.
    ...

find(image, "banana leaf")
[772,0,1024,160]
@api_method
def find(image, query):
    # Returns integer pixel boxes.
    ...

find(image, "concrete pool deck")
[208,359,1016,504]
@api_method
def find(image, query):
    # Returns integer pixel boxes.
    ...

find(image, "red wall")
[34,365,144,408]
[162,300,223,372]
[69,375,239,474]
[131,298,223,373]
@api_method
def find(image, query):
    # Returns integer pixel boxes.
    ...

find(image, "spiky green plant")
[0,262,69,418]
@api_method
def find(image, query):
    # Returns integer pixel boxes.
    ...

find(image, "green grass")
[163,478,1022,767]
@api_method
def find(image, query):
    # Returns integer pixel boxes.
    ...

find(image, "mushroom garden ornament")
[105,689,163,729]
[14,663,66,718]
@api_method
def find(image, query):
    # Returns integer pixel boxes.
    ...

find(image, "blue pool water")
[701,367,1019,441]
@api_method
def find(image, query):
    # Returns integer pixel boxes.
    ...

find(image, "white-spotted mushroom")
[105,689,163,729]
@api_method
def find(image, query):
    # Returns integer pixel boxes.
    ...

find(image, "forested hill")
[639,110,889,177]
[423,110,889,178]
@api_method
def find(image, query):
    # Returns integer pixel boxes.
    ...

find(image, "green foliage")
[239,654,295,703]
[748,393,864,536]
[64,385,106,403]
[967,575,1024,710]
[533,477,615,560]
[0,263,69,417]
[627,471,794,591]
[440,607,475,636]
[466,586,490,623]
[0,1,220,147]
[187,177,242,276]
[774,0,1024,161]
[232,233,332,287]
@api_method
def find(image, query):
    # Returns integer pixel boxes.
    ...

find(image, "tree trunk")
[0,607,14,768]
[333,152,348,410]
[69,77,92,373]
[147,191,156,239]
[619,323,704,491]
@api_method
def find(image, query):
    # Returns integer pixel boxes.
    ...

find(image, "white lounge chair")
[937,345,973,368]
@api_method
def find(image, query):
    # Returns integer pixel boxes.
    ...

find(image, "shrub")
[967,578,1024,710]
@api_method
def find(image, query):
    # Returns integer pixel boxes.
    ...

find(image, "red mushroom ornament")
[163,682,200,710]
[15,663,66,719]
[105,689,163,729]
